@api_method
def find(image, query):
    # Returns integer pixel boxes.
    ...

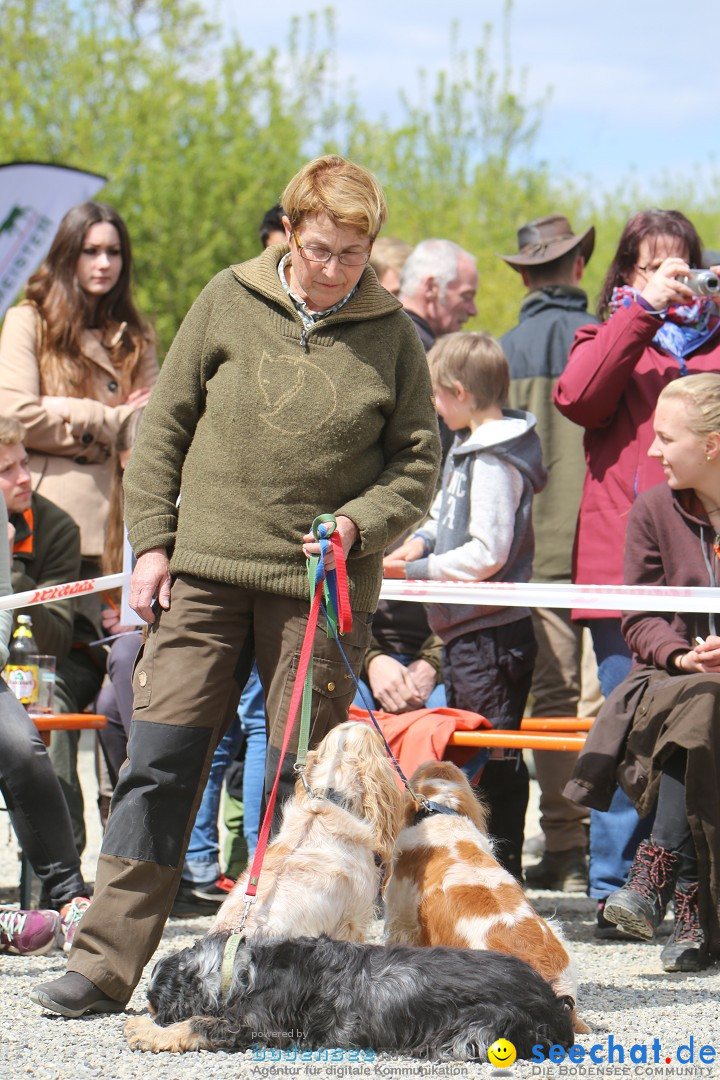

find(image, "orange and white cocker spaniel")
[384,760,588,1035]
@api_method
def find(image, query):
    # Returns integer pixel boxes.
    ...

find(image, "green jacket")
[11,493,81,660]
[501,286,598,582]
[124,247,441,612]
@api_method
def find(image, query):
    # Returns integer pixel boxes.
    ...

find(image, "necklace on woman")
[700,506,720,558]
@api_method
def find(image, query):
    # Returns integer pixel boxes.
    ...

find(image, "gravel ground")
[2,733,719,1079]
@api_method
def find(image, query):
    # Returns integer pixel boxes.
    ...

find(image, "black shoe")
[661,883,709,972]
[603,838,678,941]
[192,874,235,901]
[30,972,126,1018]
[525,847,588,893]
[171,877,232,917]
[594,900,636,940]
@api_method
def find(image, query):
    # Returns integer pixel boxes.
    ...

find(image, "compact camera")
[678,269,720,297]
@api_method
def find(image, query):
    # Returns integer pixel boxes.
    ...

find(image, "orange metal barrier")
[32,712,106,746]
[446,716,593,755]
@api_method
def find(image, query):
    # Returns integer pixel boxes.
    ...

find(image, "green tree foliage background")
[1,0,718,351]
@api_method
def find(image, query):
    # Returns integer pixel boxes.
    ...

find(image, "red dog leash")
[234,516,351,934]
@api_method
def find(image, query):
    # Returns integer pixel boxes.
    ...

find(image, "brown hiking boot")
[661,883,709,972]
[525,846,588,893]
[603,838,678,941]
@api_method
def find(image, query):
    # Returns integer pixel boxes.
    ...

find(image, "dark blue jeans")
[588,618,653,898]
[444,617,536,880]
[0,680,86,908]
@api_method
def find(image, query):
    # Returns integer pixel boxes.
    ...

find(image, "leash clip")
[297,767,317,801]
[235,893,256,935]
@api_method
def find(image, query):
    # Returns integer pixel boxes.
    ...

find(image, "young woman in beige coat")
[0,201,157,559]
[0,201,157,854]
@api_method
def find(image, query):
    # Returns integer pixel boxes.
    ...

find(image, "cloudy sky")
[215,0,717,193]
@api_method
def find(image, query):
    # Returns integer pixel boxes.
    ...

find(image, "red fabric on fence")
[348,704,491,778]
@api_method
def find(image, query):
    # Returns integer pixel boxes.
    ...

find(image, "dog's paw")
[124,1016,205,1054]
[573,1013,591,1035]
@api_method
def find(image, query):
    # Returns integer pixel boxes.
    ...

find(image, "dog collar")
[318,786,352,812]
[413,799,461,825]
[301,775,354,814]
[220,931,244,999]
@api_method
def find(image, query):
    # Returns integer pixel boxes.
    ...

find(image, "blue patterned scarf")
[609,285,720,374]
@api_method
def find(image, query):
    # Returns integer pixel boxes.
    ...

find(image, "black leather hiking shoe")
[525,846,588,893]
[30,972,126,1018]
[661,883,709,972]
[595,900,636,940]
[171,877,230,917]
[603,838,678,941]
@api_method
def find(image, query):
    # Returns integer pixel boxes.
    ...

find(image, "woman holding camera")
[554,209,720,926]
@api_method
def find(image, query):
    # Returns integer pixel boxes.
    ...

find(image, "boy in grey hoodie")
[386,332,546,879]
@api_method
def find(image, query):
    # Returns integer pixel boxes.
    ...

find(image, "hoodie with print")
[406,408,546,642]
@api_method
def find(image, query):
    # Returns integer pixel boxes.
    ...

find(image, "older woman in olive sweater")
[33,155,440,1018]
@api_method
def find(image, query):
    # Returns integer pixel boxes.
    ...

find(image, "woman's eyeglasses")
[292,228,371,266]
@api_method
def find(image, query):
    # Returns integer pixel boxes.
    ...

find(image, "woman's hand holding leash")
[302,515,358,569]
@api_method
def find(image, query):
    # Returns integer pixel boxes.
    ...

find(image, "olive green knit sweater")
[123,246,441,613]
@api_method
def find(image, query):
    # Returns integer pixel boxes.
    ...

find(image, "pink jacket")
[553,300,720,618]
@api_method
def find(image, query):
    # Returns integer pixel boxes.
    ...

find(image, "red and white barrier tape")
[1,571,718,615]
[0,573,125,612]
[380,578,720,614]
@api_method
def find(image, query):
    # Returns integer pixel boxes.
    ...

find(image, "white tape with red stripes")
[1,572,718,615]
[380,579,719,613]
[0,573,125,612]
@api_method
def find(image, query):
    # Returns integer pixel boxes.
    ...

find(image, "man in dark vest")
[499,215,600,893]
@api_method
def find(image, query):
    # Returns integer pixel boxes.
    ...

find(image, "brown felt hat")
[498,214,595,270]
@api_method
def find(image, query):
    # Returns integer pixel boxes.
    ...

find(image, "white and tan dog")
[212,720,402,943]
[384,759,588,1034]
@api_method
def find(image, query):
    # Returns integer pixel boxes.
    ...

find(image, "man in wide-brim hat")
[498,214,595,272]
[499,212,600,895]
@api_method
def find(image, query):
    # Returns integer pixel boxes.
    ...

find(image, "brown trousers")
[68,574,371,1003]
[530,607,601,852]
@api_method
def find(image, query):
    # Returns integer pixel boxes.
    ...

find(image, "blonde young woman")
[0,202,157,847]
[567,373,720,972]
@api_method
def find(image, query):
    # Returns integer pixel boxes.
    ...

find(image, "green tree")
[4,0,716,347]
[0,0,335,346]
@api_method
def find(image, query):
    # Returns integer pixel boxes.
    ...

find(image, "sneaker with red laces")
[59,897,91,954]
[0,908,60,956]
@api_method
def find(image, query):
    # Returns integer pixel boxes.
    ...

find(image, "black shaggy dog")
[125,932,574,1061]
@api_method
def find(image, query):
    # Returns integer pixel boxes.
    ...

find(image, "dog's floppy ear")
[401,794,423,830]
[359,736,404,864]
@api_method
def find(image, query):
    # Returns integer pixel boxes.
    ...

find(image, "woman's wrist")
[674,651,688,672]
